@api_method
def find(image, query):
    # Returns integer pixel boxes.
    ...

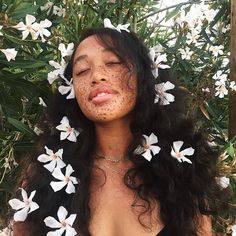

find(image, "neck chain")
[95,153,129,163]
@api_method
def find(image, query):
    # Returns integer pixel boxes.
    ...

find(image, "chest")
[88,170,163,236]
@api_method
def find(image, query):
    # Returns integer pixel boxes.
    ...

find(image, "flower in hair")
[58,43,74,58]
[134,133,161,161]
[8,188,39,222]
[104,18,130,33]
[44,206,77,236]
[154,81,175,105]
[171,141,194,164]
[149,48,170,78]
[50,164,79,194]
[37,146,66,172]
[215,176,230,189]
[47,59,66,84]
[56,116,80,142]
[58,76,75,99]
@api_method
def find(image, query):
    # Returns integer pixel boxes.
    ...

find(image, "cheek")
[73,81,88,104]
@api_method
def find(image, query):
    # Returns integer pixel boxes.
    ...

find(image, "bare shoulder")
[13,222,31,236]
[197,215,213,236]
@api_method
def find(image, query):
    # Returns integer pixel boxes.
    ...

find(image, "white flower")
[0,25,3,36]
[53,6,66,17]
[39,97,47,107]
[209,45,224,57]
[50,165,79,194]
[178,47,193,60]
[186,29,200,45]
[58,43,74,58]
[135,133,161,161]
[149,48,170,78]
[37,146,66,172]
[212,70,228,82]
[40,1,54,11]
[171,141,194,164]
[0,48,17,61]
[56,116,80,142]
[47,59,66,84]
[8,188,39,222]
[58,77,75,99]
[14,14,37,40]
[215,176,230,189]
[230,81,236,91]
[104,18,130,33]
[44,206,77,236]
[215,80,228,98]
[0,227,13,236]
[154,81,175,105]
[32,19,52,42]
[232,225,236,236]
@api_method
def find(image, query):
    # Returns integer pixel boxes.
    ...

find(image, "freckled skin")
[72,36,137,123]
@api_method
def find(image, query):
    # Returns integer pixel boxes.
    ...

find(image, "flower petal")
[141,149,152,161]
[65,226,77,236]
[65,164,74,176]
[8,199,25,210]
[147,133,158,146]
[65,214,76,226]
[180,147,195,156]
[181,156,192,164]
[67,132,77,142]
[173,141,183,153]
[37,154,51,163]
[28,202,39,213]
[52,168,65,180]
[44,161,56,172]
[50,181,66,192]
[150,145,161,156]
[14,207,29,222]
[44,216,61,228]
[60,131,69,140]
[65,181,75,194]
[57,206,68,221]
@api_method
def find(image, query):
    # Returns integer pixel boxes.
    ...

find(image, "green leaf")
[7,117,35,136]
[0,59,47,69]
[165,4,182,21]
[10,3,39,20]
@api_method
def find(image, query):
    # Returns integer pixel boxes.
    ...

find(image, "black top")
[156,225,169,236]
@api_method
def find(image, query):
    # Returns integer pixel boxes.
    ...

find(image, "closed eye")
[106,61,121,66]
[76,68,90,76]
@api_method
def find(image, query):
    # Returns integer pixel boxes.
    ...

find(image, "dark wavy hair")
[11,28,221,236]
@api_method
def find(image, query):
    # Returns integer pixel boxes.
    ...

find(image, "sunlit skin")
[73,35,137,124]
[12,36,212,236]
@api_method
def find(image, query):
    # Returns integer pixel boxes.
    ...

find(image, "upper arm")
[13,222,31,236]
[197,215,213,236]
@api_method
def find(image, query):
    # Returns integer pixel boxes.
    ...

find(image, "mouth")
[89,86,118,104]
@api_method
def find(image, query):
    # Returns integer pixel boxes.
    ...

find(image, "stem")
[137,0,200,23]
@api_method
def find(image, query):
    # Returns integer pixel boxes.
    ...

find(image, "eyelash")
[76,61,121,76]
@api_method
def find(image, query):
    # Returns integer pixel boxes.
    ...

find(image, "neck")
[94,120,133,160]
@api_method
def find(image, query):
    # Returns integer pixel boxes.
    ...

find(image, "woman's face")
[72,35,137,123]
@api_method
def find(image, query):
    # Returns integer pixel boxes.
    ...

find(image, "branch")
[137,0,201,23]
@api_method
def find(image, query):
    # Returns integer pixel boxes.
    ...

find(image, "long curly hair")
[11,28,221,236]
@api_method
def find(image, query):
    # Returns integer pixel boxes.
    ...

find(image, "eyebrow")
[73,48,116,65]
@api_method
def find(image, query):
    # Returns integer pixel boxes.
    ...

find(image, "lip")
[89,86,118,104]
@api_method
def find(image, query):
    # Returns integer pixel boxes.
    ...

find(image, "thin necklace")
[95,153,129,163]
[98,162,131,177]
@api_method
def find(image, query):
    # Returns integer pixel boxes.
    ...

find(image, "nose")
[91,65,107,86]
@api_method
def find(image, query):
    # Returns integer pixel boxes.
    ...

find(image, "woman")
[10,26,219,236]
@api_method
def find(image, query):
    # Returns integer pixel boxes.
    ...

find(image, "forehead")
[75,35,108,55]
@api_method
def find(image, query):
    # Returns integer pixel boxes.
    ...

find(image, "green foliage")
[0,0,235,234]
